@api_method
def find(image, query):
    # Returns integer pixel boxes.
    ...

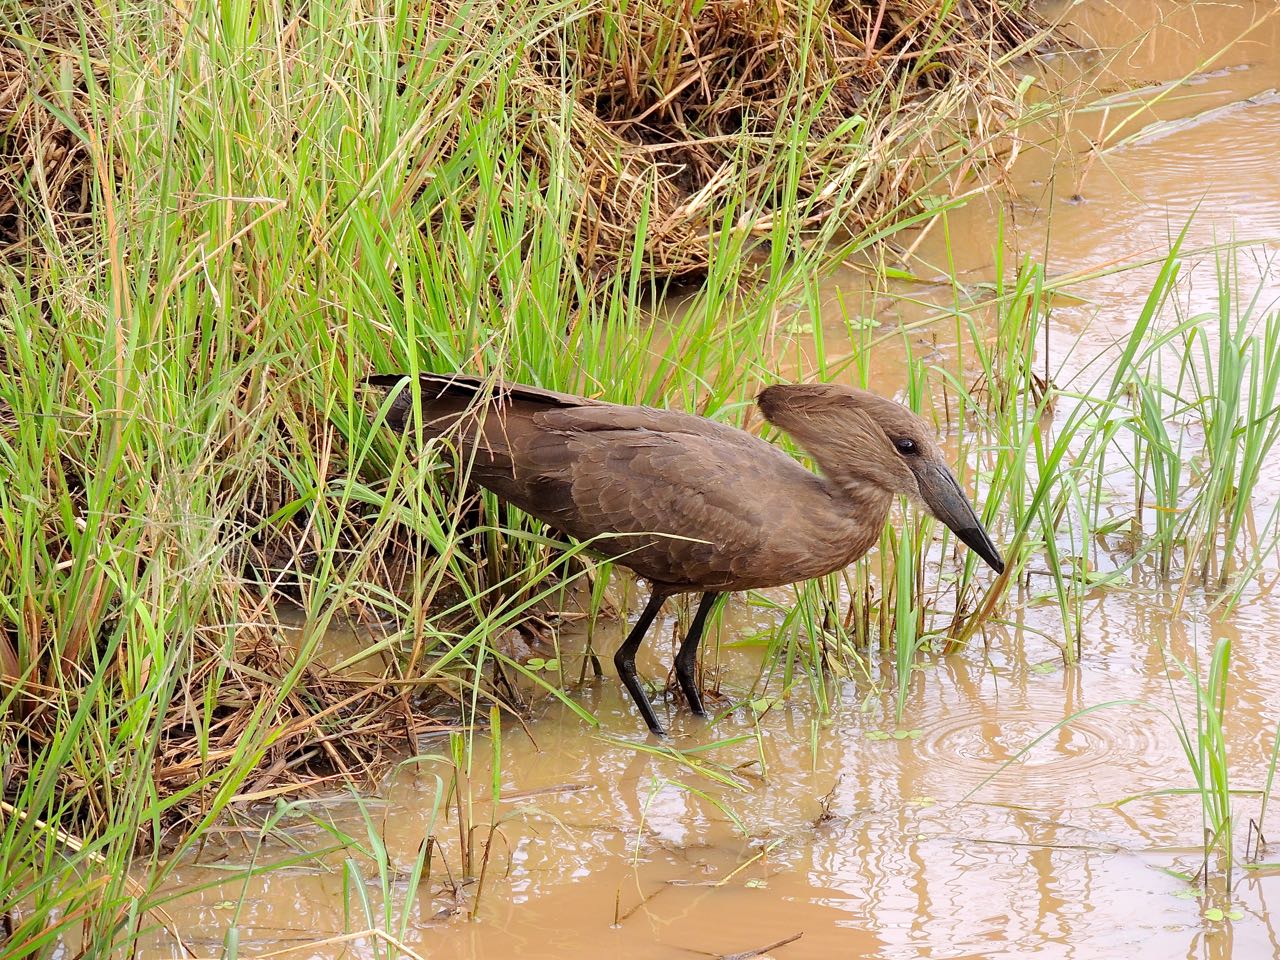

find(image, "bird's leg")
[614,590,669,737]
[674,591,720,717]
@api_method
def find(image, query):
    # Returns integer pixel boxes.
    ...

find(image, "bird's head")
[756,383,1004,574]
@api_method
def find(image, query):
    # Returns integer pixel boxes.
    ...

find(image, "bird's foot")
[640,716,670,742]
[676,679,707,717]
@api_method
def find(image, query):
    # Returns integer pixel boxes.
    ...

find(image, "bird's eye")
[894,438,918,455]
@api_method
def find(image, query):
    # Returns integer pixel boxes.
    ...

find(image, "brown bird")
[365,373,1003,735]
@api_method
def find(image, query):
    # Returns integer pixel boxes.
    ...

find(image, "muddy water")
[803,0,1280,381]
[150,600,1280,959]
[140,2,1280,958]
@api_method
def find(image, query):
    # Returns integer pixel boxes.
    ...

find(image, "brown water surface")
[139,2,1280,957]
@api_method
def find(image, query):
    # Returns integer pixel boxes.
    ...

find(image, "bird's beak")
[917,465,1005,574]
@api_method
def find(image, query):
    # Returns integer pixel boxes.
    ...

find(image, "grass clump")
[0,0,1056,953]
[0,0,1051,273]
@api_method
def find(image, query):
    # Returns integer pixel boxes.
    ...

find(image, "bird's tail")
[363,372,588,430]
[361,373,474,433]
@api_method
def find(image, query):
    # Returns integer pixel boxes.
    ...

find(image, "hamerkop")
[365,373,1004,736]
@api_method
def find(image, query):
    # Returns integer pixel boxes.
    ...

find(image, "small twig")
[617,882,668,923]
[720,932,804,960]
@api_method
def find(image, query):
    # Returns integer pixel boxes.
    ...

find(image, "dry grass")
[0,1,106,255]
[1,0,1051,273]
[469,0,1049,276]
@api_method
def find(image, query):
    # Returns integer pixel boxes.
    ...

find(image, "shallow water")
[810,0,1280,384]
[137,2,1280,957]
[143,594,1280,959]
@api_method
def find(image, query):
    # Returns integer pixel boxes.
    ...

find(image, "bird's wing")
[501,405,820,588]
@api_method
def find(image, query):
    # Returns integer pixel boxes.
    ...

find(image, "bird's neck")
[825,478,895,558]
[827,476,893,514]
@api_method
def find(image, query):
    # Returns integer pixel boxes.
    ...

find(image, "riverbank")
[18,1,1280,957]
